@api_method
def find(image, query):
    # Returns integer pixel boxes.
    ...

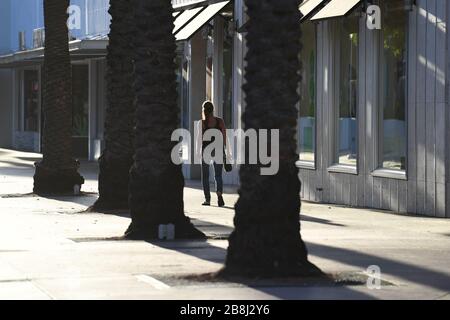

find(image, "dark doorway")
[72,64,89,159]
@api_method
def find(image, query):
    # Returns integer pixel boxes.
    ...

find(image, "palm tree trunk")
[92,0,135,211]
[125,0,205,240]
[34,0,84,195]
[223,0,322,277]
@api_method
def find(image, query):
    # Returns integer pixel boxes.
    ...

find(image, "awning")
[310,0,362,21]
[172,0,208,10]
[299,0,329,21]
[174,1,230,42]
[0,39,108,68]
[173,6,205,34]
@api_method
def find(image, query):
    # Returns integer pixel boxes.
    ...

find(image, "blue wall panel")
[0,0,12,54]
[0,0,111,54]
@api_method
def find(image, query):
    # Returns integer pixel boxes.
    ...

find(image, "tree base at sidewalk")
[87,200,130,213]
[222,230,324,278]
[220,260,324,279]
[91,154,133,211]
[223,166,324,278]
[33,161,85,195]
[188,270,329,285]
[124,217,206,240]
[124,166,206,240]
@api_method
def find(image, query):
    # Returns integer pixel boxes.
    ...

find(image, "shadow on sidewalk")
[0,167,36,178]
[66,211,450,295]
[156,219,450,294]
[145,239,226,264]
[142,238,376,299]
[301,214,346,227]
[185,180,239,194]
[307,242,450,292]
[1,192,99,209]
[0,160,35,169]
[66,218,377,299]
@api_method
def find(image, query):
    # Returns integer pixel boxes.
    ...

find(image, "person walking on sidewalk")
[197,101,227,207]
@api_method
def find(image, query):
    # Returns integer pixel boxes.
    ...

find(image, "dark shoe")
[218,195,225,207]
[202,201,211,206]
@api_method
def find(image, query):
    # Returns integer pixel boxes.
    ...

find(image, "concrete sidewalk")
[0,148,449,300]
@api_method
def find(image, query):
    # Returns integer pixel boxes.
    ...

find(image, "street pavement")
[0,148,449,300]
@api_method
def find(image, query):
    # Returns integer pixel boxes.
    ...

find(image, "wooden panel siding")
[447,0,450,218]
[407,1,418,214]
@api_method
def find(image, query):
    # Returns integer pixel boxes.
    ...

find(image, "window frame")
[297,20,318,170]
[328,15,361,175]
[373,0,409,177]
[16,66,41,134]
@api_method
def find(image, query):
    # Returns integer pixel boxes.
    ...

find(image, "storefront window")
[298,21,316,163]
[72,65,89,138]
[334,16,359,167]
[72,64,89,158]
[222,20,233,129]
[23,70,40,132]
[176,46,190,131]
[379,0,407,171]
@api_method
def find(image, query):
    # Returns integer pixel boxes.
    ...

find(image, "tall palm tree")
[223,0,322,277]
[34,0,84,195]
[125,0,205,240]
[92,0,135,211]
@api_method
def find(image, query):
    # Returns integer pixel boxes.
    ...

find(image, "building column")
[188,31,207,180]
[88,59,98,161]
[212,17,224,118]
[231,0,245,185]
